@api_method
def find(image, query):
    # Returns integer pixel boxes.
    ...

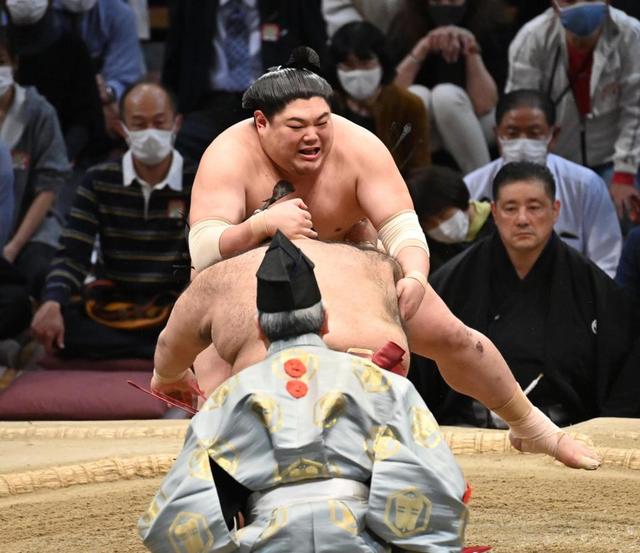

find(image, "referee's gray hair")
[258,301,325,342]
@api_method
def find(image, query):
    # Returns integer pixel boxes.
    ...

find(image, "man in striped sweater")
[30,82,196,359]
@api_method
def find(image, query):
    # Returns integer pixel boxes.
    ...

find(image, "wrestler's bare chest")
[246,165,366,241]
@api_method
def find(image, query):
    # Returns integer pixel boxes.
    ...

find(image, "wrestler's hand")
[266,198,318,239]
[150,368,204,407]
[510,431,602,470]
[396,277,426,321]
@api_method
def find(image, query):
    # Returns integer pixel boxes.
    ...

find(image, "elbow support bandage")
[378,209,430,258]
[188,217,232,271]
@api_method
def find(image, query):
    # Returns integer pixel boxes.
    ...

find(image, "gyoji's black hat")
[256,231,321,313]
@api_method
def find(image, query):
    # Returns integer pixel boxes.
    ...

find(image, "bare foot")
[510,431,601,470]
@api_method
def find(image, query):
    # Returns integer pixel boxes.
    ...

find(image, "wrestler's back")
[196,117,371,241]
[205,240,408,374]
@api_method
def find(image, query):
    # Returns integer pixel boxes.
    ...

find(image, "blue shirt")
[0,140,14,248]
[465,153,622,278]
[53,0,145,99]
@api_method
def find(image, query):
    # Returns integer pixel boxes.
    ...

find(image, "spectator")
[387,0,509,174]
[161,0,328,161]
[327,21,430,174]
[0,140,30,361]
[0,139,14,248]
[5,0,106,164]
[322,0,401,36]
[506,1,640,219]
[465,89,621,277]
[408,165,494,272]
[412,162,640,427]
[0,29,71,299]
[615,226,640,303]
[53,0,146,138]
[30,82,195,360]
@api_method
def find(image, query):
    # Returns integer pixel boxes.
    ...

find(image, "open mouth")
[298,147,321,160]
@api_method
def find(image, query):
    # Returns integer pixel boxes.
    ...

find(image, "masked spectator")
[507,0,640,220]
[388,0,510,173]
[0,29,71,299]
[408,164,494,272]
[30,82,195,360]
[327,21,430,174]
[465,89,621,277]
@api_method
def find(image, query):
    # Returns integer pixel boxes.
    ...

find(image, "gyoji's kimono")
[139,334,467,552]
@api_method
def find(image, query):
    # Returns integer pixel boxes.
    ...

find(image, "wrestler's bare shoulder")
[203,118,260,161]
[331,114,389,158]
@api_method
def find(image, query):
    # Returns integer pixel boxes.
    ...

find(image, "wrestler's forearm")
[396,246,430,279]
[219,219,267,259]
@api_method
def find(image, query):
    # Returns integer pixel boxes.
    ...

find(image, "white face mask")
[6,0,48,25]
[0,66,15,98]
[59,0,98,13]
[337,67,383,101]
[499,137,550,165]
[125,127,175,166]
[426,209,470,244]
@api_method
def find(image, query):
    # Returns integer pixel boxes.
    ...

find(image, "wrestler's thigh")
[406,284,472,360]
[193,343,233,399]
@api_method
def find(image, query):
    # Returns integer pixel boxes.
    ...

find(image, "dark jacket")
[162,0,328,113]
[411,231,640,425]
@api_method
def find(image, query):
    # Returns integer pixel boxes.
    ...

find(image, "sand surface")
[0,418,638,553]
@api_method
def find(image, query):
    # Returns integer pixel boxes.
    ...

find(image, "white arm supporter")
[188,217,232,272]
[377,209,430,258]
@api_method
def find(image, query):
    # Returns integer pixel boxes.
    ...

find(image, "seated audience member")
[388,0,510,173]
[506,1,640,218]
[53,0,145,137]
[0,139,14,249]
[5,0,105,165]
[408,164,493,272]
[0,139,31,359]
[322,0,402,36]
[615,226,640,303]
[0,29,71,299]
[30,82,195,360]
[412,162,640,427]
[327,21,430,174]
[465,89,621,278]
[161,0,328,161]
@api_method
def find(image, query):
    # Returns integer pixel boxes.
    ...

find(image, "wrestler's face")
[492,179,560,256]
[255,97,333,175]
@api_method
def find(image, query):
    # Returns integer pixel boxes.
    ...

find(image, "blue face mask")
[558,2,608,37]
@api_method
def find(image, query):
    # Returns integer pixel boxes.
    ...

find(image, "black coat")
[162,0,327,113]
[410,231,640,425]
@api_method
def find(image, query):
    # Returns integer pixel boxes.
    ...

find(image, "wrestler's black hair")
[496,89,557,127]
[327,21,395,88]
[118,80,178,121]
[242,46,333,119]
[492,161,556,201]
[407,165,469,219]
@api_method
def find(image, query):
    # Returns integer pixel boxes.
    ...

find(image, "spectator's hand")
[426,26,475,64]
[610,182,640,221]
[96,74,121,139]
[31,301,65,352]
[2,241,19,264]
[396,277,426,321]
[265,198,318,239]
[150,367,203,408]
